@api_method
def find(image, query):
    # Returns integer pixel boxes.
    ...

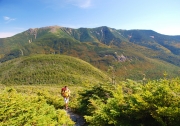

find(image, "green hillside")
[0,54,109,85]
[120,29,180,54]
[0,26,180,80]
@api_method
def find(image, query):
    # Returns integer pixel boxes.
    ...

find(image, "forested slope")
[0,54,109,85]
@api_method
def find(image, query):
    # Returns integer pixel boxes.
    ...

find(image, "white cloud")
[3,16,16,23]
[157,26,180,35]
[42,0,92,9]
[69,0,92,8]
[80,0,92,8]
[0,32,17,38]
[4,16,10,20]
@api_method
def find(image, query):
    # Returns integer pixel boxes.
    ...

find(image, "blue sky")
[0,0,180,38]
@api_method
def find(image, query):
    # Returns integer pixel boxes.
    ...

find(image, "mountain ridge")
[0,25,180,80]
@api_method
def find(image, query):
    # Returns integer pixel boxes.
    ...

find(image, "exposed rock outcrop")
[115,52,127,62]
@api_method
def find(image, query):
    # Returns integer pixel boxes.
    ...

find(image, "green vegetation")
[1,26,180,125]
[1,26,180,80]
[0,54,109,85]
[79,78,180,126]
[0,85,75,125]
[0,77,180,125]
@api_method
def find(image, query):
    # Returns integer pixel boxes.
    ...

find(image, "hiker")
[61,86,71,109]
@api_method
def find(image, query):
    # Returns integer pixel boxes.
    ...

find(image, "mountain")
[0,54,109,85]
[0,26,180,81]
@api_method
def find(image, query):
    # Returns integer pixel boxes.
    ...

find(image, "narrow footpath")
[66,109,87,126]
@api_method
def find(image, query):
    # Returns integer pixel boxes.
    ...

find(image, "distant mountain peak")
[28,25,62,31]
[48,25,61,33]
[1,25,180,80]
[27,28,38,36]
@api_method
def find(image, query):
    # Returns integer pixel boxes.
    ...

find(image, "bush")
[83,78,180,126]
[0,87,74,125]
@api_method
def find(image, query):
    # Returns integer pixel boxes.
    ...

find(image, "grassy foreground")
[1,77,180,126]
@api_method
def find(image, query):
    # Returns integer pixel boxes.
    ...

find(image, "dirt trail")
[66,109,87,126]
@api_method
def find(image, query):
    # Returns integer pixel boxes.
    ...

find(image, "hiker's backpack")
[61,88,70,97]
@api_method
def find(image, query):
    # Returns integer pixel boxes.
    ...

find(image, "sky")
[0,0,180,38]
